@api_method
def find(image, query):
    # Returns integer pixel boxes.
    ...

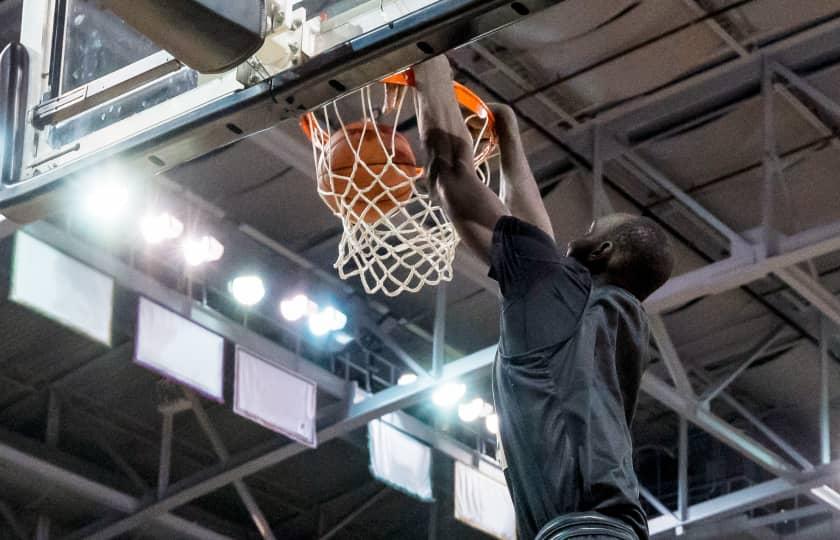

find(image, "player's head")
[566,213,674,301]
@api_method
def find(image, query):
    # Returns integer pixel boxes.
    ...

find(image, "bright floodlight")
[308,306,347,336]
[458,398,486,423]
[280,294,316,322]
[140,212,184,244]
[84,180,130,221]
[229,275,266,306]
[333,331,354,345]
[432,382,466,408]
[397,373,418,386]
[485,413,499,435]
[182,235,224,266]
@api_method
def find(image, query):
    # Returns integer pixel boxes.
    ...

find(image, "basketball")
[319,121,418,224]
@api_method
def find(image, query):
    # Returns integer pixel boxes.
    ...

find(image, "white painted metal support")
[677,417,688,536]
[774,266,840,328]
[700,325,786,403]
[591,123,613,218]
[644,218,840,314]
[432,282,447,377]
[37,390,61,540]
[772,62,840,120]
[0,428,233,539]
[681,0,750,58]
[318,489,388,540]
[649,459,840,536]
[0,499,28,540]
[157,412,174,499]
[718,392,815,472]
[820,317,831,465]
[761,57,783,256]
[184,391,278,540]
[649,315,695,398]
[617,145,750,255]
[639,487,677,523]
[692,367,814,471]
[641,373,796,477]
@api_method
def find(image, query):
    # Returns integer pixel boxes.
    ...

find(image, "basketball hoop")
[300,68,497,297]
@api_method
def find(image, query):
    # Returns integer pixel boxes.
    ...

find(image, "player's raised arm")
[414,56,509,265]
[489,103,555,241]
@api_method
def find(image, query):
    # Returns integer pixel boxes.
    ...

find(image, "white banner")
[234,347,318,447]
[11,232,113,345]
[369,415,433,501]
[454,460,517,540]
[135,297,225,400]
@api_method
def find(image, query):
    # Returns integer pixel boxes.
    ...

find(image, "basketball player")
[414,56,674,540]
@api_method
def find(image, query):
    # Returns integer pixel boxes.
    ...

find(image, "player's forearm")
[492,105,555,240]
[414,57,508,262]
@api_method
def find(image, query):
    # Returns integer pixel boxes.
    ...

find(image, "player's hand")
[487,103,518,133]
[414,55,454,90]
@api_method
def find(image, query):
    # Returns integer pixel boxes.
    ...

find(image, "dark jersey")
[488,217,650,540]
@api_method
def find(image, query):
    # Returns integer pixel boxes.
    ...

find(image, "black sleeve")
[489,216,592,355]
[488,216,580,297]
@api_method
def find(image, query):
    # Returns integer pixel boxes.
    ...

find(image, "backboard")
[0,0,563,223]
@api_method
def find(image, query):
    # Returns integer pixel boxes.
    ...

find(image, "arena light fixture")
[228,275,266,306]
[140,212,184,244]
[280,294,317,322]
[84,180,130,221]
[182,235,224,266]
[333,331,354,345]
[458,398,487,423]
[397,373,418,386]
[485,413,499,435]
[307,305,347,336]
[432,382,466,409]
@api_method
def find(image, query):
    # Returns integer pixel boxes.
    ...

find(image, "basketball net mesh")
[304,81,494,297]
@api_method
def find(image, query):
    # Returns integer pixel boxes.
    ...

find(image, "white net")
[303,77,495,297]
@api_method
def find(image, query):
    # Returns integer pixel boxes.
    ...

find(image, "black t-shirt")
[488,216,650,540]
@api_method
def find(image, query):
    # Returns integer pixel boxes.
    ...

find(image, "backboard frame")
[1,0,564,223]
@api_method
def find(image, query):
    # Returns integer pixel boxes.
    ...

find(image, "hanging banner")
[135,297,224,400]
[454,460,517,540]
[11,232,113,345]
[369,414,433,501]
[234,346,318,448]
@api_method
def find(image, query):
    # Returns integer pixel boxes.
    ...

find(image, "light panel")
[234,347,318,447]
[11,232,113,345]
[135,297,224,400]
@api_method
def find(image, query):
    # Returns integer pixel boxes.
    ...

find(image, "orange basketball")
[320,121,418,224]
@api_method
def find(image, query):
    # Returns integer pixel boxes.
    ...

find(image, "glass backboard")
[2,0,560,221]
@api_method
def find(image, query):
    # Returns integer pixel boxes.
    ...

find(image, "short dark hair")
[609,217,674,300]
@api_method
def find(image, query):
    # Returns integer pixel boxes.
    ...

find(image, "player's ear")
[588,241,613,262]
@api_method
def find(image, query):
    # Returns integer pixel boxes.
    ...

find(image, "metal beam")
[641,373,797,478]
[649,315,695,398]
[0,499,28,540]
[78,346,497,539]
[700,325,787,403]
[774,266,840,328]
[318,489,388,540]
[649,460,840,535]
[562,17,840,161]
[0,428,233,540]
[677,417,689,536]
[644,218,840,314]
[819,317,831,465]
[184,391,278,540]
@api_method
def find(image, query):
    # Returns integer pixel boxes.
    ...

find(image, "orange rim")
[300,68,497,163]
